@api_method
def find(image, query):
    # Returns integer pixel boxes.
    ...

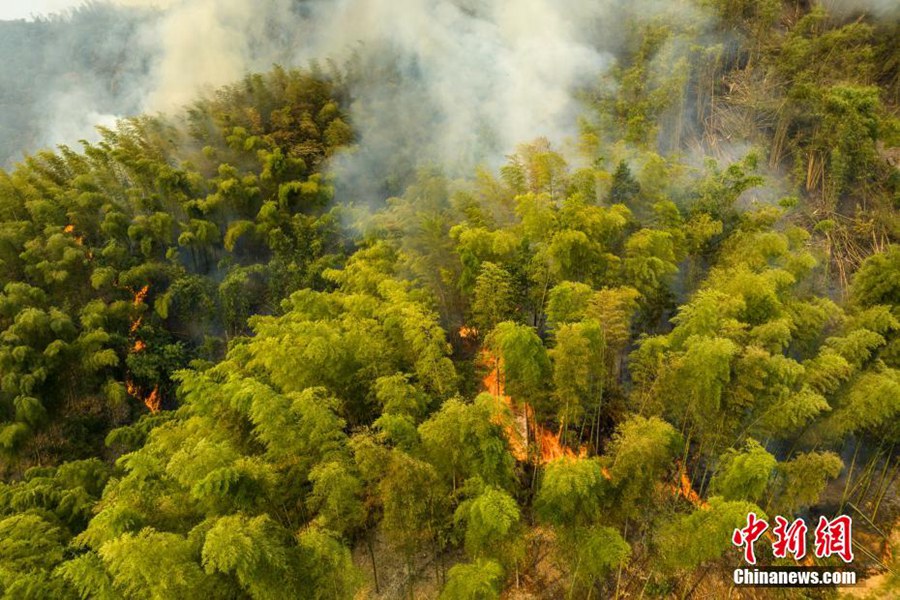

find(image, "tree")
[379,450,448,593]
[851,245,900,309]
[546,281,594,326]
[770,452,843,514]
[308,461,366,537]
[605,415,681,521]
[99,528,216,599]
[296,527,363,600]
[564,526,630,596]
[0,514,73,599]
[655,335,739,446]
[551,320,607,443]
[471,262,515,335]
[453,483,521,564]
[656,497,764,572]
[535,457,629,597]
[708,439,776,503]
[201,514,304,600]
[623,228,679,320]
[418,395,516,490]
[486,321,551,415]
[439,559,504,600]
[608,161,640,206]
[535,457,609,528]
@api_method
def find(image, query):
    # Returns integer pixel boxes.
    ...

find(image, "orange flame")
[63,224,85,246]
[477,336,588,465]
[678,468,706,507]
[125,284,157,412]
[666,463,817,566]
[133,285,150,306]
[667,462,708,508]
[459,326,479,340]
[129,285,150,333]
[145,386,161,413]
[535,423,588,463]
[668,469,816,566]
[126,378,161,413]
[481,349,529,461]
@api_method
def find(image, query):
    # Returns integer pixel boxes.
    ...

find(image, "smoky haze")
[300,0,626,204]
[1,0,625,175]
[0,3,159,166]
[1,0,741,200]
[0,0,747,196]
[3,0,898,173]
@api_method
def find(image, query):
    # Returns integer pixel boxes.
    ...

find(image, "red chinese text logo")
[772,516,807,560]
[732,513,853,564]
[814,515,854,563]
[732,512,768,565]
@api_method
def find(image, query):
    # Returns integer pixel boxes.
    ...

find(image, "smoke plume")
[3,0,708,191]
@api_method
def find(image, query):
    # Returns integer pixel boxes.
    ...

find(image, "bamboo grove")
[0,1,898,599]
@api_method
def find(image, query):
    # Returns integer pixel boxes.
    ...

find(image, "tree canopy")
[0,1,899,597]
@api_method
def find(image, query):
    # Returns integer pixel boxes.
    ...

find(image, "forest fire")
[481,349,529,461]
[130,285,150,333]
[126,284,158,412]
[670,463,708,508]
[459,326,478,340]
[534,422,588,463]
[144,386,161,413]
[478,340,587,465]
[63,223,86,247]
[478,335,722,501]
[666,461,820,568]
[133,284,150,306]
[126,378,161,413]
[0,5,892,596]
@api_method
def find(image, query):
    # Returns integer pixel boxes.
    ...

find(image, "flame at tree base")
[482,350,529,461]
[126,284,160,413]
[126,379,161,413]
[672,463,707,508]
[536,425,588,463]
[478,343,587,465]
[472,329,772,517]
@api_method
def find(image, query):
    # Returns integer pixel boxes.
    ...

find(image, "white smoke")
[9,0,707,188]
[140,0,301,110]
[131,0,627,178]
[823,0,900,19]
[301,0,612,172]
[17,0,631,193]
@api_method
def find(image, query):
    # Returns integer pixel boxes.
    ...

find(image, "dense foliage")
[0,1,898,599]
[0,67,352,471]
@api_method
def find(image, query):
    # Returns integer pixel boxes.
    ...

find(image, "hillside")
[0,3,158,167]
[0,1,898,599]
